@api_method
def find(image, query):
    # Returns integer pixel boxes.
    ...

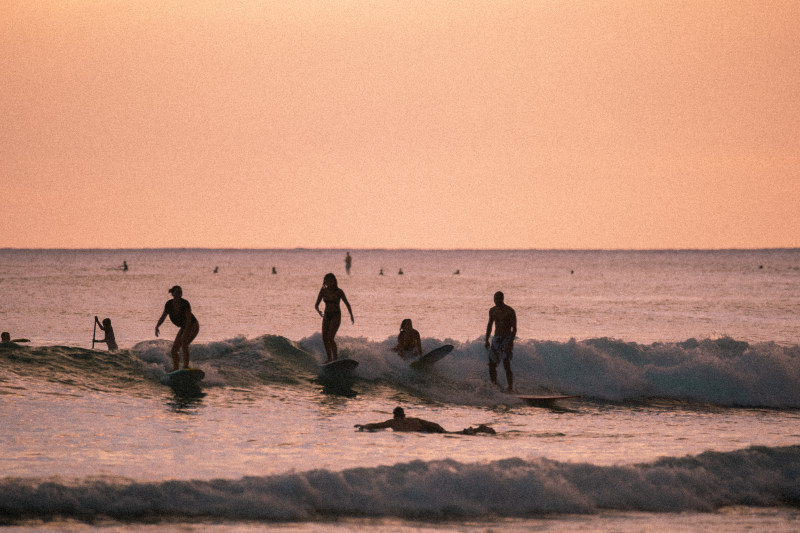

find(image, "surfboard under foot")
[515,394,580,406]
[167,368,205,385]
[320,359,358,372]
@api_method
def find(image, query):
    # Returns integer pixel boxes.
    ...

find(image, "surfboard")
[410,344,454,369]
[515,394,580,406]
[320,359,359,372]
[166,368,205,385]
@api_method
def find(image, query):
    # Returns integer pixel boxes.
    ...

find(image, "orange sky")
[2,1,798,249]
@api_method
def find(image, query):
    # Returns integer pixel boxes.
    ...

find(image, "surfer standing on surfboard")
[155,285,200,371]
[485,291,516,392]
[393,318,423,359]
[315,273,354,362]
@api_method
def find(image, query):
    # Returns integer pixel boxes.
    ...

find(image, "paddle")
[92,318,97,349]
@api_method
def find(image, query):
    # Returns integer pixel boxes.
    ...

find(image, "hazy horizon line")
[2,247,798,253]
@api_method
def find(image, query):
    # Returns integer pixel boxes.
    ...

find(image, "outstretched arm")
[95,316,105,331]
[355,420,392,431]
[341,291,354,324]
[508,309,517,353]
[485,310,495,349]
[155,310,168,337]
[315,290,324,317]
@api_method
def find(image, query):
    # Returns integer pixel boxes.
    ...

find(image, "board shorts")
[488,335,513,364]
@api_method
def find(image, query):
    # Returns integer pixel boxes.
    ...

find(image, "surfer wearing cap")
[393,318,422,359]
[315,273,354,362]
[93,316,118,351]
[485,291,516,392]
[156,285,200,371]
[355,406,496,434]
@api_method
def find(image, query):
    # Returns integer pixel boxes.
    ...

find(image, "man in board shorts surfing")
[485,291,516,392]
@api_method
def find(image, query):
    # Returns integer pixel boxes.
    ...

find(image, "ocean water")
[1,249,799,532]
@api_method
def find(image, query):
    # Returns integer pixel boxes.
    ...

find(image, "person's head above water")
[322,273,338,290]
[393,406,405,419]
[400,318,413,331]
[494,291,504,305]
[1,332,10,343]
[169,285,182,297]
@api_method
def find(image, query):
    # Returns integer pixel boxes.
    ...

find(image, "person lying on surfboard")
[155,285,200,371]
[93,316,118,351]
[393,318,422,359]
[355,406,496,435]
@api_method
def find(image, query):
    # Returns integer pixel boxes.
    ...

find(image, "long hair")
[400,318,412,331]
[323,273,338,290]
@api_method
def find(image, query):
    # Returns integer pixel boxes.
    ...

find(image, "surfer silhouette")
[355,406,495,434]
[485,291,516,391]
[345,252,352,275]
[121,261,128,272]
[314,273,354,362]
[393,318,422,359]
[93,316,118,351]
[156,285,200,371]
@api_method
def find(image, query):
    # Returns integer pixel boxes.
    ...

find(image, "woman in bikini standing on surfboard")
[155,285,200,371]
[315,273,354,362]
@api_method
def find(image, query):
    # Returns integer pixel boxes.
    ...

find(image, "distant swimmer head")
[323,273,338,289]
[1,332,9,343]
[400,318,413,331]
[494,291,504,305]
[169,285,182,297]
[393,406,405,419]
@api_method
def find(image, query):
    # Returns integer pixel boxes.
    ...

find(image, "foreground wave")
[1,445,798,524]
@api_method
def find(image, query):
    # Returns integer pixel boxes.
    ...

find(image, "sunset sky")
[3,1,798,249]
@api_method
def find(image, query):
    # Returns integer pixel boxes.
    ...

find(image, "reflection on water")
[166,389,206,412]
[165,379,207,412]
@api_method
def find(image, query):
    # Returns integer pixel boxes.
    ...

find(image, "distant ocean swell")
[1,446,798,523]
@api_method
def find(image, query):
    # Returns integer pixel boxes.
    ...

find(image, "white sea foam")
[121,333,800,408]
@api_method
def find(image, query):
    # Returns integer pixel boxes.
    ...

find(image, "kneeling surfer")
[393,318,422,359]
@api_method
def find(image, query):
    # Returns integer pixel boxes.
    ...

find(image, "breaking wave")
[2,334,798,408]
[1,445,798,524]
